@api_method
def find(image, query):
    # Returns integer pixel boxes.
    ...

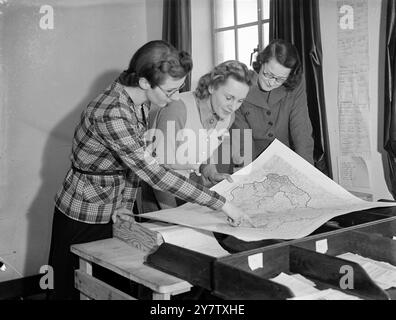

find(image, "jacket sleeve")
[289,80,315,165]
[94,112,225,210]
[230,106,253,164]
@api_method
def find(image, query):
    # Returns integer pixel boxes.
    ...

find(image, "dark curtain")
[384,0,396,198]
[270,0,331,178]
[162,0,192,91]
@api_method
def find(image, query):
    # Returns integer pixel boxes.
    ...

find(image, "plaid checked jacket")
[55,78,226,224]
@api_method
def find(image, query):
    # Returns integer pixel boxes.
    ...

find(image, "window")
[212,0,270,68]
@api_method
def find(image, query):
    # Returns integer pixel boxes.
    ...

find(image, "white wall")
[146,0,163,41]
[191,0,214,89]
[0,0,148,281]
[319,0,393,200]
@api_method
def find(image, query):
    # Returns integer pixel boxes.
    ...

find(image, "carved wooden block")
[113,215,174,253]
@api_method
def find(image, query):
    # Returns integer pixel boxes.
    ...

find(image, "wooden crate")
[213,216,396,300]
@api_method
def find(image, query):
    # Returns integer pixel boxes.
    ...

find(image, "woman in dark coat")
[230,39,314,167]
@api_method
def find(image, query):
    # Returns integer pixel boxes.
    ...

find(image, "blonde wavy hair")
[195,60,254,100]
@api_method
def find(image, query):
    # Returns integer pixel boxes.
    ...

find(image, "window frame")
[211,0,271,66]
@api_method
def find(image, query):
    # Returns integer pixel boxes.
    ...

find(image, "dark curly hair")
[119,40,193,88]
[252,39,302,91]
[195,60,254,100]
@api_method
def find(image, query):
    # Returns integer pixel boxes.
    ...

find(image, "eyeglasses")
[158,82,185,98]
[261,65,288,85]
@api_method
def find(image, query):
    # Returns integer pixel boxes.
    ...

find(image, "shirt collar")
[114,79,151,112]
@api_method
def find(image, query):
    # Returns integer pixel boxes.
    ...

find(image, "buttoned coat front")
[231,78,314,165]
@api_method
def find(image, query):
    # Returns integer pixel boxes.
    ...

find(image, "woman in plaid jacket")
[48,40,250,300]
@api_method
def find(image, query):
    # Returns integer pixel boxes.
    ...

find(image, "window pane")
[215,30,236,64]
[262,22,270,48]
[236,0,257,25]
[214,0,234,29]
[261,0,270,20]
[237,25,258,67]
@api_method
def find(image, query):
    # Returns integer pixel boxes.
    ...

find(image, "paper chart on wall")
[140,139,396,241]
[337,0,371,191]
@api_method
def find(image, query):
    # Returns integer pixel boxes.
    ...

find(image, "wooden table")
[71,238,192,300]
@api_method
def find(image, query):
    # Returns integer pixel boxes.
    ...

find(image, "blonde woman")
[146,60,254,209]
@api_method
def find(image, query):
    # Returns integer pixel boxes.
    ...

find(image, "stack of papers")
[271,272,362,300]
[337,252,396,290]
[288,288,362,300]
[270,273,319,297]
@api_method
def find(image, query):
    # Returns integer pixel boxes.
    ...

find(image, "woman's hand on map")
[221,200,255,228]
[200,164,233,187]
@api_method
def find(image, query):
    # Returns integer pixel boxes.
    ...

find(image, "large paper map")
[141,139,396,241]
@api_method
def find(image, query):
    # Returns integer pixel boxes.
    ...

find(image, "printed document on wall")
[337,0,371,192]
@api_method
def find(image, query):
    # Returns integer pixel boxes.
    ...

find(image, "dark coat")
[231,78,314,165]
